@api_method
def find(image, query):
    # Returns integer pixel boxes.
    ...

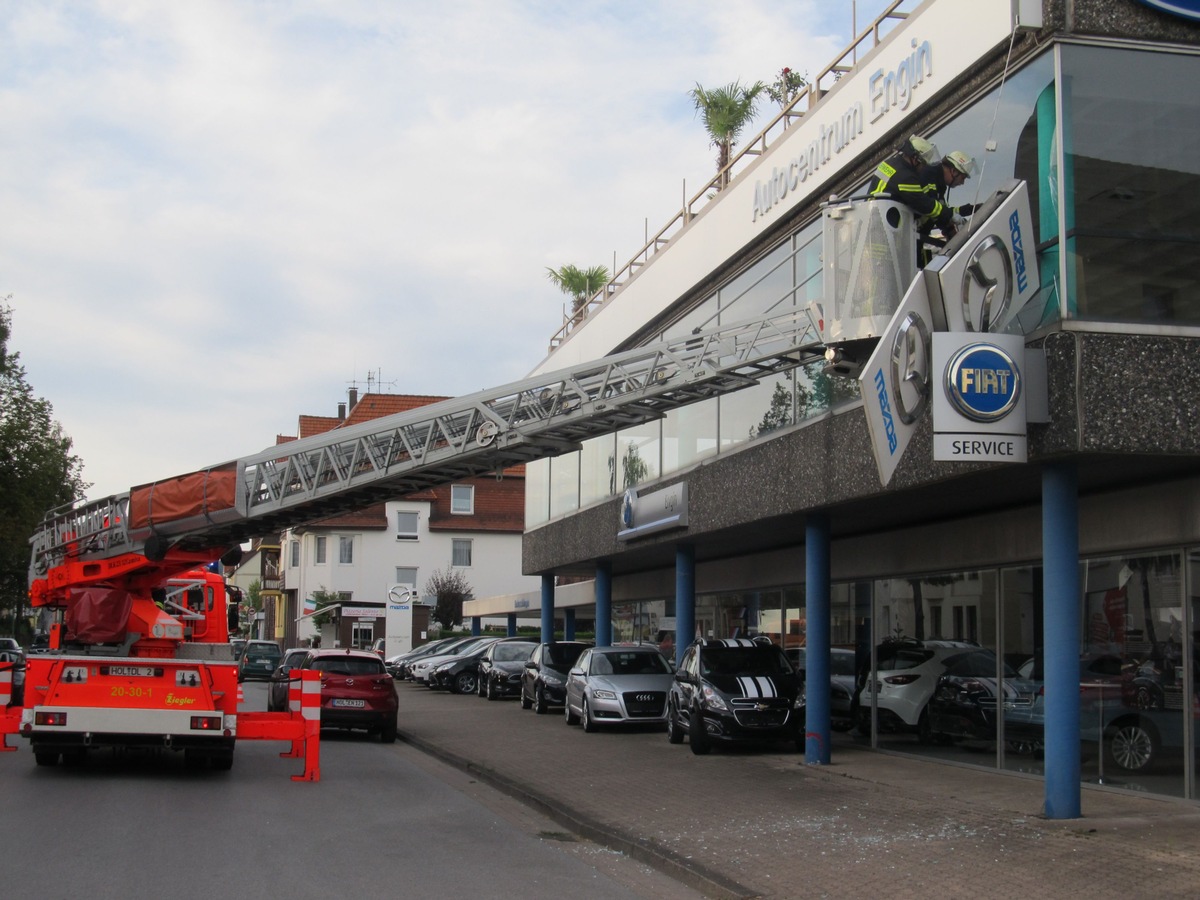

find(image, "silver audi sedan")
[564,646,676,732]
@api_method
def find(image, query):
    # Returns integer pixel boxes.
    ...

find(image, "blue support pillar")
[675,545,695,669]
[595,561,613,647]
[805,513,831,765]
[541,574,555,644]
[1043,462,1081,819]
[470,616,481,637]
[564,608,576,641]
[506,613,517,637]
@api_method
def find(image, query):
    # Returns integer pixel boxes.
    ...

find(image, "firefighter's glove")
[956,203,976,216]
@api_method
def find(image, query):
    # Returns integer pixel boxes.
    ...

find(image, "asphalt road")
[0,682,698,900]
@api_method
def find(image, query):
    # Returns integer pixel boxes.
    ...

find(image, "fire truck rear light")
[190,716,221,731]
[36,712,68,726]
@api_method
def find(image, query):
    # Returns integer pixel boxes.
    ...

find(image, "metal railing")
[547,0,916,352]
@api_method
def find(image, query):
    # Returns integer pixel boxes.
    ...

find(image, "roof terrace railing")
[548,0,916,353]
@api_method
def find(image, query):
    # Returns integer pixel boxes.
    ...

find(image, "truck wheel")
[34,750,60,767]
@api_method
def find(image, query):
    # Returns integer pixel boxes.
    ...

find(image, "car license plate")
[331,698,365,708]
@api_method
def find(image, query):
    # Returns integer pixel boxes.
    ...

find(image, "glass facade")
[527,44,1200,529]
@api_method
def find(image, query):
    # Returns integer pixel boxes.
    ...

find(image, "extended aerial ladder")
[6,307,826,779]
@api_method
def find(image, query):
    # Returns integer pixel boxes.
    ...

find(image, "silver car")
[564,646,676,732]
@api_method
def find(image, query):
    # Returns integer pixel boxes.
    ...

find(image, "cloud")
[0,0,870,499]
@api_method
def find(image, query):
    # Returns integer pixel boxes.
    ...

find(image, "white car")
[856,639,978,741]
[409,637,498,684]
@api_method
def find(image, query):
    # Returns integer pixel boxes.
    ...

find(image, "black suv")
[666,637,804,755]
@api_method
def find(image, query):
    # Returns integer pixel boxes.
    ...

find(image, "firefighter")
[867,134,940,199]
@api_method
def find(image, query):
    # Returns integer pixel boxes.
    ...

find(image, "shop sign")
[618,483,689,541]
[1136,1,1200,22]
[932,333,1027,463]
[859,276,935,486]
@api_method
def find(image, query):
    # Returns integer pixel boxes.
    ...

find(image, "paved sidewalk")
[395,685,1200,899]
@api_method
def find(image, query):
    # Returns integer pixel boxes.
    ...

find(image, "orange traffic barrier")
[0,665,19,752]
[235,669,321,781]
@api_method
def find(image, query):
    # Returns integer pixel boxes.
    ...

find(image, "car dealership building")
[463,0,1200,814]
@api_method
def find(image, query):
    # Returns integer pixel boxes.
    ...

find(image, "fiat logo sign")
[944,342,1021,423]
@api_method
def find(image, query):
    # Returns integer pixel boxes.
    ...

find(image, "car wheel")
[582,698,597,733]
[454,671,477,695]
[381,716,398,744]
[477,676,486,697]
[1106,718,1159,772]
[486,677,497,700]
[520,685,532,710]
[534,686,548,715]
[666,701,684,744]
[689,705,711,756]
[565,697,580,725]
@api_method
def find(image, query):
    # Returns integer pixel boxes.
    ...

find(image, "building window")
[451,484,474,515]
[351,621,373,650]
[339,536,354,565]
[314,535,326,565]
[396,511,419,541]
[289,540,299,568]
[395,567,418,588]
[451,539,472,568]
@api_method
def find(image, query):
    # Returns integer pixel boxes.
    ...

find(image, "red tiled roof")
[299,415,341,439]
[342,394,451,427]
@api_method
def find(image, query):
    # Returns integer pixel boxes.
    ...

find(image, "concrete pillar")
[541,574,555,644]
[470,616,481,637]
[564,608,576,641]
[675,545,695,668]
[805,513,831,765]
[506,613,517,637]
[595,561,613,647]
[1043,462,1081,819]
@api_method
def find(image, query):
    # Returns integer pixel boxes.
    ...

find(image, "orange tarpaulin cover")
[129,465,237,529]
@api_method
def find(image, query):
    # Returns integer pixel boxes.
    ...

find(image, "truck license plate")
[331,698,365,708]
[103,666,157,677]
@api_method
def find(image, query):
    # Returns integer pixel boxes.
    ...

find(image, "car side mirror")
[569,667,584,676]
[524,660,537,669]
[675,672,690,683]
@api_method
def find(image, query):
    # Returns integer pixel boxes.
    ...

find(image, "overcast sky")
[2,1,888,501]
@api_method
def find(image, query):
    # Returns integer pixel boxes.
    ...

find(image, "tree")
[688,80,766,189]
[546,264,610,315]
[0,300,87,640]
[308,587,341,632]
[425,565,473,630]
[765,67,808,111]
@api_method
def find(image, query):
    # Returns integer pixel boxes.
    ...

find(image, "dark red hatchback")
[305,648,398,743]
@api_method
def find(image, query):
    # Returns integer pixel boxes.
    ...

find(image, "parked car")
[789,647,858,731]
[520,641,591,713]
[231,638,246,661]
[855,639,978,741]
[0,637,20,653]
[410,637,499,684]
[385,636,465,679]
[428,642,497,695]
[564,645,676,732]
[304,648,398,742]
[371,638,386,658]
[479,639,537,700]
[237,640,282,682]
[925,648,1038,744]
[0,648,25,706]
[266,647,315,712]
[667,637,805,755]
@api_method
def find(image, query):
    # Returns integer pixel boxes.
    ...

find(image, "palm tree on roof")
[546,263,610,316]
[689,80,766,189]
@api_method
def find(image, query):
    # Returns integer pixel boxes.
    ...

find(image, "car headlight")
[592,689,616,700]
[701,684,728,711]
[542,671,564,686]
[435,662,454,673]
